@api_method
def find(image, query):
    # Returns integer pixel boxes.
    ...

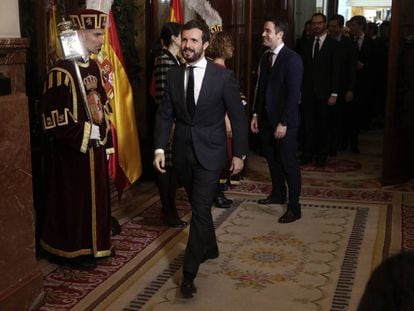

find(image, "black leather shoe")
[49,255,97,269]
[218,191,233,205]
[166,219,188,229]
[214,195,231,208]
[181,279,197,298]
[72,255,98,269]
[314,159,326,167]
[278,210,301,223]
[111,216,122,236]
[300,156,312,165]
[351,146,360,154]
[257,195,286,205]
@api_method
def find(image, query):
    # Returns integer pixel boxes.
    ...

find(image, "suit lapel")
[175,66,191,120]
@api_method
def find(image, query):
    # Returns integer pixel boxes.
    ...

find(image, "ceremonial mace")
[57,19,100,147]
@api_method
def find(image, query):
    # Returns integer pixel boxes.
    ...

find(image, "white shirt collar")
[269,43,284,55]
[315,32,328,42]
[187,56,207,69]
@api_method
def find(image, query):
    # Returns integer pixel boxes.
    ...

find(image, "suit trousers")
[178,142,221,279]
[302,94,329,161]
[260,117,301,213]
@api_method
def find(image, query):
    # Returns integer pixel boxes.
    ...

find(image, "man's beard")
[182,47,203,63]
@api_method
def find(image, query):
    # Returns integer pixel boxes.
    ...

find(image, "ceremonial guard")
[39,9,112,268]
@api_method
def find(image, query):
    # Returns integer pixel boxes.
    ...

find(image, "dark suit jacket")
[154,61,248,171]
[337,35,358,94]
[356,35,375,83]
[253,46,303,129]
[302,35,340,100]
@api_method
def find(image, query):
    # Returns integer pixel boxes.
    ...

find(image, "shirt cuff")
[154,149,165,155]
[331,93,338,97]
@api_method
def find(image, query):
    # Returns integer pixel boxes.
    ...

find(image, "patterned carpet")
[37,132,414,310]
[107,193,388,311]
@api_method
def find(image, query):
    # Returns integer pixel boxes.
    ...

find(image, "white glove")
[90,124,101,140]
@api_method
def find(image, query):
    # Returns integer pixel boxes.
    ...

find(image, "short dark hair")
[182,19,211,43]
[350,15,367,30]
[329,14,345,27]
[160,22,182,47]
[312,12,327,23]
[264,17,289,38]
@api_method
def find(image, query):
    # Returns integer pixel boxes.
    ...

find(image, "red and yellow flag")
[168,0,183,23]
[98,10,142,194]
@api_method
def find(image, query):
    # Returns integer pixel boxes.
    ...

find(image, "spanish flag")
[98,10,142,194]
[168,0,183,23]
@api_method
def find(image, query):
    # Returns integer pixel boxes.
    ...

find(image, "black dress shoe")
[300,156,312,165]
[351,146,360,154]
[257,195,286,205]
[111,216,122,236]
[180,279,197,298]
[314,159,326,167]
[49,255,97,269]
[217,191,233,205]
[278,210,301,223]
[329,150,338,157]
[166,219,188,229]
[214,195,231,209]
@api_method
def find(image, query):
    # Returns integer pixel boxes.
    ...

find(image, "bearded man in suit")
[153,19,248,298]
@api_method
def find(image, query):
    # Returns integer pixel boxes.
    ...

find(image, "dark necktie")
[268,52,274,68]
[186,66,195,118]
[313,38,320,59]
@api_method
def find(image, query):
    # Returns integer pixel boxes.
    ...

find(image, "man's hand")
[345,90,353,103]
[90,124,101,140]
[274,123,287,139]
[328,95,337,106]
[250,115,260,133]
[153,153,166,174]
[230,156,244,176]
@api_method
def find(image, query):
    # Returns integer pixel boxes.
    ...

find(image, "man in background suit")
[327,14,358,155]
[153,19,248,298]
[301,12,340,166]
[348,15,375,153]
[251,17,303,223]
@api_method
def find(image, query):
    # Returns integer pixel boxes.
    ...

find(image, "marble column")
[0,38,44,309]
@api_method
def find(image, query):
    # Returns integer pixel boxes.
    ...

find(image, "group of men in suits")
[152,13,381,299]
[299,13,377,166]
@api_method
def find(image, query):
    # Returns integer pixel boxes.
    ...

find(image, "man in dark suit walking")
[301,12,340,166]
[153,19,248,298]
[251,17,303,223]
